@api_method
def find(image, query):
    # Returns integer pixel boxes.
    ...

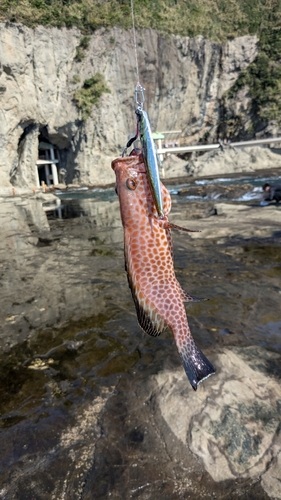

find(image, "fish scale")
[112,152,215,390]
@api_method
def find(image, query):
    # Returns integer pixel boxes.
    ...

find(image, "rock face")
[154,346,281,498]
[187,145,281,178]
[162,145,281,179]
[0,23,258,187]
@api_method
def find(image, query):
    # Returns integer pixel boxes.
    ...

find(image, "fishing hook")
[121,84,145,156]
[135,83,145,109]
[122,123,139,157]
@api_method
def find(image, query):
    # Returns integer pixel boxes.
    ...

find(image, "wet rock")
[262,451,281,499]
[0,195,125,349]
[22,198,50,232]
[0,389,116,500]
[177,185,208,197]
[80,345,278,499]
[182,203,281,240]
[154,346,281,494]
[24,339,84,367]
[1,336,279,499]
[170,201,218,221]
[177,183,254,200]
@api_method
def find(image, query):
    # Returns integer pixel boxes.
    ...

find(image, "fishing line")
[130,0,140,84]
[122,0,144,156]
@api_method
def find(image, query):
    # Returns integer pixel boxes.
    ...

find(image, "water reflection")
[59,198,121,227]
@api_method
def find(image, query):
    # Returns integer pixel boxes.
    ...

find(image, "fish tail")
[178,341,215,391]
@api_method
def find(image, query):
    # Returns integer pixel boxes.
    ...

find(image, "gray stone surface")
[187,145,281,178]
[155,347,281,484]
[181,202,281,240]
[81,345,280,499]
[262,451,281,499]
[162,145,281,179]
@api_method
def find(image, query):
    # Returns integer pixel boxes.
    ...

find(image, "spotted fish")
[112,152,215,390]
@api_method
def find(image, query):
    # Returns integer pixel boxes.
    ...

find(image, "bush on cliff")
[220,2,281,136]
[73,73,110,121]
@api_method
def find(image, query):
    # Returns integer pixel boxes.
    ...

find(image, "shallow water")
[47,173,281,225]
[0,188,281,498]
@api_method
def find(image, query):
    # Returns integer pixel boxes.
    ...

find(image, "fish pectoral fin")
[168,222,201,233]
[157,217,200,233]
[180,287,208,303]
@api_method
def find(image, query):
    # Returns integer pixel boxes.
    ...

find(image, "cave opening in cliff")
[14,122,39,186]
[36,128,60,188]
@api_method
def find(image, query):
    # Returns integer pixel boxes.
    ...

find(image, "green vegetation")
[225,54,281,130]
[73,73,110,120]
[220,15,281,137]
[1,0,281,126]
[226,22,281,126]
[0,0,279,42]
[75,35,90,61]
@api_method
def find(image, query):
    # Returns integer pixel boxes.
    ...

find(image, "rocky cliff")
[0,23,258,187]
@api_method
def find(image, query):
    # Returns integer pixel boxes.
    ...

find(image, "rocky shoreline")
[0,165,281,499]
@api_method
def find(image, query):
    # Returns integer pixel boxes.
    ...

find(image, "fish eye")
[126,178,137,191]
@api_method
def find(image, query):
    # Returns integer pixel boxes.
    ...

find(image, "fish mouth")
[111,155,146,174]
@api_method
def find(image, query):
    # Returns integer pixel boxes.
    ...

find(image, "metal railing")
[157,136,281,156]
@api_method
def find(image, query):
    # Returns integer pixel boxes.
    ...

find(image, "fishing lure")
[122,84,164,218]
